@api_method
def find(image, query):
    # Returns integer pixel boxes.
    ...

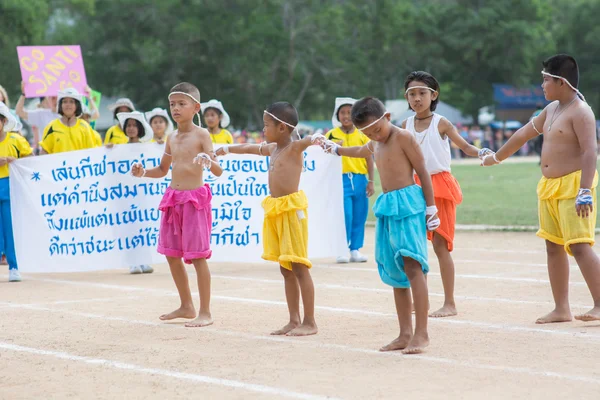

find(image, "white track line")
[211,274,590,308]
[319,266,587,286]
[3,302,600,385]
[6,277,598,340]
[0,342,336,400]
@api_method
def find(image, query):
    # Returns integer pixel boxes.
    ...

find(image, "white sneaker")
[140,265,154,274]
[8,269,21,282]
[336,255,350,263]
[350,250,368,263]
[129,265,143,274]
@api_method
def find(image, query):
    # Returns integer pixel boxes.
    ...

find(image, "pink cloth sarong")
[157,184,212,263]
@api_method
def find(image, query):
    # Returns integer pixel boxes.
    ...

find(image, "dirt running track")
[1,229,599,399]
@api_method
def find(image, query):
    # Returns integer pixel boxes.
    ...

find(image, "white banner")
[10,144,347,272]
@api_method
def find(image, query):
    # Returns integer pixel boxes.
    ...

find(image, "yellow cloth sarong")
[536,170,598,255]
[261,190,311,270]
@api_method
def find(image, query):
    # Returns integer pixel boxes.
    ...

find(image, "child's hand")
[478,147,494,159]
[84,85,92,96]
[366,181,375,197]
[21,81,26,95]
[576,188,594,218]
[105,143,114,149]
[193,153,212,168]
[481,153,500,167]
[6,157,16,164]
[321,140,340,155]
[130,162,145,178]
[426,205,440,231]
[215,146,229,157]
[311,133,326,146]
[155,139,165,145]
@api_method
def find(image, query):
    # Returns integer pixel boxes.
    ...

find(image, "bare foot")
[286,322,318,337]
[402,333,429,355]
[271,321,300,335]
[429,305,457,318]
[379,335,411,352]
[535,309,573,324]
[575,306,600,322]
[185,312,213,328]
[159,306,196,321]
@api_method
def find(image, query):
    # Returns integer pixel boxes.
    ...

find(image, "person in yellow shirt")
[145,108,174,144]
[104,98,135,145]
[115,111,154,274]
[326,97,375,263]
[39,88,96,154]
[0,102,33,282]
[201,99,233,144]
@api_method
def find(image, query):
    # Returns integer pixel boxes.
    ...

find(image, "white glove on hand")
[322,140,340,155]
[426,205,440,231]
[193,153,212,168]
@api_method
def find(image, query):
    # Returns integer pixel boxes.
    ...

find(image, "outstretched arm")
[331,142,373,159]
[483,108,548,166]
[441,118,486,158]
[216,142,274,157]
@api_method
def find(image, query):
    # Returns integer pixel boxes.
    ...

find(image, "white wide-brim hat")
[0,102,18,133]
[117,111,153,143]
[145,108,175,134]
[201,99,230,128]
[57,88,84,115]
[331,97,357,128]
[109,98,135,112]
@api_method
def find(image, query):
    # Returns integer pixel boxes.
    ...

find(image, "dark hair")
[351,97,386,127]
[203,107,223,128]
[125,119,146,138]
[265,102,298,133]
[58,98,83,117]
[404,71,440,111]
[542,54,579,89]
[170,82,201,103]
[336,104,353,122]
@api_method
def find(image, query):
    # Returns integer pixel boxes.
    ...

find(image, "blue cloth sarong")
[373,184,429,288]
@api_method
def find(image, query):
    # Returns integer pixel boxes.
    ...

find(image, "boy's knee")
[291,263,310,279]
[569,243,592,258]
[403,258,422,279]
[279,265,294,277]
[432,235,448,255]
[545,240,565,255]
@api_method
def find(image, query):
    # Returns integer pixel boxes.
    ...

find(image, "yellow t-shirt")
[40,119,96,154]
[0,133,33,178]
[104,124,129,145]
[326,127,370,174]
[92,130,103,147]
[210,129,234,144]
[150,133,169,143]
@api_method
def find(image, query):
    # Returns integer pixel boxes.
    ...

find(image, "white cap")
[0,102,17,133]
[201,99,230,128]
[117,111,153,143]
[331,97,357,128]
[57,88,83,115]
[145,108,174,134]
[109,98,135,112]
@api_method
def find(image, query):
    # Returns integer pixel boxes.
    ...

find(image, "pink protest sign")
[17,45,88,98]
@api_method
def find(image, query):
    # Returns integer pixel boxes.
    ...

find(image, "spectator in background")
[15,82,59,153]
[483,126,493,149]
[469,125,483,148]
[494,129,504,151]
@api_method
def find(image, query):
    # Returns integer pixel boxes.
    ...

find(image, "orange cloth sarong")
[414,171,462,251]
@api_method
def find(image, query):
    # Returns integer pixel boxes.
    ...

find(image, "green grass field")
[368,161,600,227]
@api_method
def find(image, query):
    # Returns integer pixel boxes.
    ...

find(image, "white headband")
[405,86,437,95]
[168,91,202,126]
[264,110,297,130]
[357,112,387,131]
[541,71,585,101]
